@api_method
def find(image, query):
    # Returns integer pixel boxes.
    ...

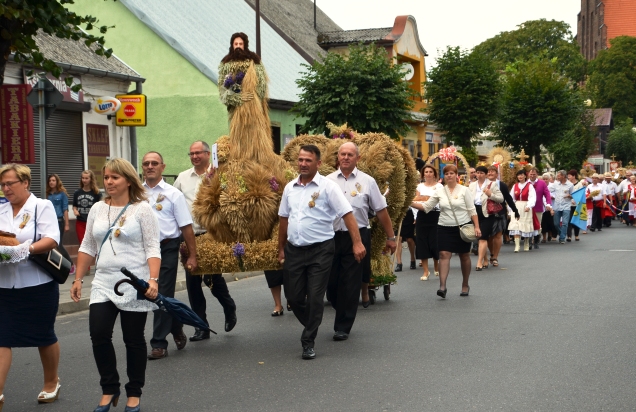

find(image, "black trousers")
[592,203,603,230]
[567,206,580,237]
[89,301,148,398]
[150,238,182,349]
[283,238,335,348]
[185,273,236,325]
[56,218,72,263]
[327,229,367,334]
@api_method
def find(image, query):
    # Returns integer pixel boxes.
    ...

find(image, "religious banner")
[0,84,35,164]
[86,124,110,189]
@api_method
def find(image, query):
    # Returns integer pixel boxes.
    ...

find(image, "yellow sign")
[115,94,147,127]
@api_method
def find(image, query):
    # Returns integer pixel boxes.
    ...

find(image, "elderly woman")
[71,158,160,412]
[0,164,62,408]
[412,164,480,298]
[469,166,503,270]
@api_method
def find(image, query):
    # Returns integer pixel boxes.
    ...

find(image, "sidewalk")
[57,267,265,315]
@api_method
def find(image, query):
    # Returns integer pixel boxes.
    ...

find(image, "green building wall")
[71,1,303,176]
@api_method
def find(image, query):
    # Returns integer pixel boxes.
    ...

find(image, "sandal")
[491,258,499,267]
[475,266,482,271]
[271,308,284,317]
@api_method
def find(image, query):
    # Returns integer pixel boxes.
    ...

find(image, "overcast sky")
[316,0,581,70]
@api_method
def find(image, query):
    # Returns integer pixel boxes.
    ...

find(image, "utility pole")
[256,0,261,56]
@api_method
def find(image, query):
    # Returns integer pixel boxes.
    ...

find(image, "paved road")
[5,226,636,411]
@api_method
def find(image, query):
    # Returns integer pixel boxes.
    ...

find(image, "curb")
[57,271,264,316]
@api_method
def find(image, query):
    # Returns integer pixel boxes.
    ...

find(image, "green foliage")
[460,145,479,167]
[549,109,595,171]
[424,46,500,150]
[473,19,586,82]
[0,0,115,87]
[606,118,636,164]
[588,36,636,123]
[493,58,582,165]
[293,43,415,139]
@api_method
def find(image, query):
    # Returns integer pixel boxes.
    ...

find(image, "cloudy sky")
[316,0,581,69]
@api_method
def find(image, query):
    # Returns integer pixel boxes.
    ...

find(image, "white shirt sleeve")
[36,198,61,245]
[527,184,537,209]
[278,183,291,218]
[79,202,100,257]
[137,202,161,261]
[173,192,194,228]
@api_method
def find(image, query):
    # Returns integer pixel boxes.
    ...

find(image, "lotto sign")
[115,94,147,126]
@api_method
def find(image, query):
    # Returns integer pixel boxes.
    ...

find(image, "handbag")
[28,205,72,284]
[485,182,504,215]
[444,186,478,243]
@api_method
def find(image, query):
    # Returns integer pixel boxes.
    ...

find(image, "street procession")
[1,0,636,411]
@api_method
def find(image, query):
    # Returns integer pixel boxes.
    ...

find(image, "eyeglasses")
[188,151,210,157]
[142,161,162,167]
[0,181,21,189]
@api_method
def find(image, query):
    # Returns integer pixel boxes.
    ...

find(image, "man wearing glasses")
[173,141,237,341]
[142,151,198,359]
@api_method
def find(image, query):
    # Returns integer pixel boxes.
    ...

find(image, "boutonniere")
[351,182,362,197]
[309,191,320,208]
[114,215,127,237]
[155,193,165,211]
[19,213,30,229]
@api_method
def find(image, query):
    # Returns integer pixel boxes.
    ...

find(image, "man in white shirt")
[326,142,396,341]
[587,173,605,232]
[173,141,237,341]
[142,152,198,360]
[549,170,574,244]
[616,171,632,223]
[601,172,618,227]
[278,145,365,360]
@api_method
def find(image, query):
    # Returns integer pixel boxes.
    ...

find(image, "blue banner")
[569,187,588,231]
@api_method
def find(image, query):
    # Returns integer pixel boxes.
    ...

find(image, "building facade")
[577,0,636,60]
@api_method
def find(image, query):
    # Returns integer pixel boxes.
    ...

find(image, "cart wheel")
[383,284,390,300]
[369,289,376,305]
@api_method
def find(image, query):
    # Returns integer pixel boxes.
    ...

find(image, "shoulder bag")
[444,186,478,243]
[485,182,504,215]
[28,204,71,284]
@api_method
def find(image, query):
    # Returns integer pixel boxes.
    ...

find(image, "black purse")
[28,205,71,284]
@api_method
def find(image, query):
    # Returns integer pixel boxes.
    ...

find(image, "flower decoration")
[223,71,245,93]
[327,122,356,139]
[232,242,245,271]
[269,176,279,192]
[309,191,320,208]
[284,169,298,182]
[438,146,458,162]
[154,193,165,211]
[220,173,228,190]
[205,165,216,181]
[114,215,127,238]
[19,214,30,229]
[237,175,248,194]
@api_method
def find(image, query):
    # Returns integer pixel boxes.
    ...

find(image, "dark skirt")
[397,209,415,240]
[541,210,558,235]
[437,224,472,254]
[0,281,59,347]
[476,205,497,240]
[264,269,284,288]
[416,210,439,260]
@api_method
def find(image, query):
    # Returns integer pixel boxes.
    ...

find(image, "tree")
[548,109,596,171]
[473,19,586,82]
[0,0,114,87]
[424,46,500,152]
[493,58,582,166]
[605,118,636,165]
[588,36,636,123]
[293,43,414,139]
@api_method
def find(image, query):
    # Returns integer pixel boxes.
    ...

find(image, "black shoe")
[225,312,237,332]
[590,228,596,232]
[333,331,349,341]
[394,263,402,272]
[409,261,416,270]
[597,229,602,231]
[460,286,470,297]
[533,242,539,249]
[302,346,316,360]
[361,299,370,308]
[189,328,210,342]
[437,289,447,299]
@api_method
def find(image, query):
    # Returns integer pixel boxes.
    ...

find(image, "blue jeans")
[553,209,571,241]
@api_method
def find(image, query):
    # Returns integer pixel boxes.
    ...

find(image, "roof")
[120,0,329,102]
[590,108,613,127]
[243,0,341,61]
[34,30,141,79]
[318,28,393,46]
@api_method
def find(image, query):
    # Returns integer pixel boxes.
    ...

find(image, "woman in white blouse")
[508,169,537,252]
[412,165,443,280]
[412,164,480,298]
[0,164,63,408]
[70,158,160,412]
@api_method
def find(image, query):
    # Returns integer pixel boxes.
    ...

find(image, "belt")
[335,227,368,233]
[194,232,207,237]
[160,237,179,244]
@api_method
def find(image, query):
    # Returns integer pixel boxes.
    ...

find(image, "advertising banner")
[115,94,147,126]
[86,124,110,188]
[0,84,35,164]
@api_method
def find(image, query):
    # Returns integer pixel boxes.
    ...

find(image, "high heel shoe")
[37,377,61,404]
[436,288,447,299]
[460,286,470,297]
[1,393,4,412]
[124,399,141,412]
[94,390,120,412]
[271,308,284,316]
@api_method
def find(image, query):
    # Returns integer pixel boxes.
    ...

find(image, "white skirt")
[509,201,535,237]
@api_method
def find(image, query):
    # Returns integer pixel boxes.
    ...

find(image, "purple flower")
[269,177,279,192]
[232,242,245,258]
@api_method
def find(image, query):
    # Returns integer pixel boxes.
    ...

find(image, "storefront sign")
[0,84,35,164]
[92,96,121,115]
[23,70,83,103]
[115,94,146,126]
[86,124,110,188]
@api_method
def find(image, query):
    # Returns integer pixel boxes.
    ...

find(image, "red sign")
[123,105,136,117]
[0,84,35,164]
[23,70,83,103]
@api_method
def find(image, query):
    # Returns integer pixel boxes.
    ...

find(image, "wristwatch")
[387,237,397,241]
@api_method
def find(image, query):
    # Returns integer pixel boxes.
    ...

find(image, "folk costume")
[508,182,537,252]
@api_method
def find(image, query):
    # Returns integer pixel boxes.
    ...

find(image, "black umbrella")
[115,267,216,334]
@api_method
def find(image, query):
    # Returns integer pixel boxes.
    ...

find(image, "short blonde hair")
[102,158,147,203]
[0,163,32,188]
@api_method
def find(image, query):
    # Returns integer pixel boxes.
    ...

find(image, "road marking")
[609,250,635,252]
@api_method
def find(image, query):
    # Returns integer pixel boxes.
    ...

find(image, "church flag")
[570,187,588,231]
